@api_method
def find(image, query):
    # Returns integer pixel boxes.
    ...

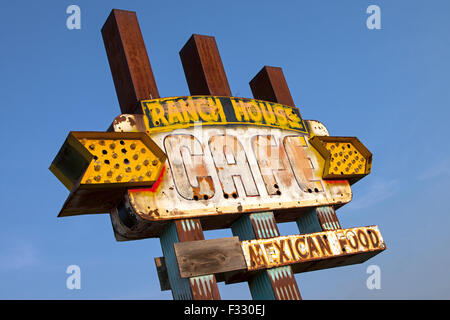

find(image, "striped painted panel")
[249,212,280,239]
[174,218,204,241]
[316,206,341,231]
[267,266,302,300]
[189,275,221,300]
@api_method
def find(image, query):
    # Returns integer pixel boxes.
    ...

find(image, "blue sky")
[1,0,449,299]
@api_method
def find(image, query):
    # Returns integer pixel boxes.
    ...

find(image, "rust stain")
[114,115,128,124]
[127,116,136,127]
[148,208,160,217]
[198,176,215,193]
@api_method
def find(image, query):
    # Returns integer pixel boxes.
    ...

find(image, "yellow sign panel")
[141,96,308,134]
[79,137,163,186]
[309,136,373,184]
[241,226,385,271]
[50,132,166,191]
[49,131,166,216]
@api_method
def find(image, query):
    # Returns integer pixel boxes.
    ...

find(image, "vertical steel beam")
[101,9,160,114]
[160,219,221,300]
[179,34,232,97]
[232,212,302,300]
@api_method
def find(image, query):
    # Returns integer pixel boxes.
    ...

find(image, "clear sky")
[1,0,449,299]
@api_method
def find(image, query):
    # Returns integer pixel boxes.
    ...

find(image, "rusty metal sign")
[111,109,366,223]
[141,96,308,135]
[241,225,385,271]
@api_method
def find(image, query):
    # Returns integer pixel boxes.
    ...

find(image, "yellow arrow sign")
[309,136,372,184]
[49,131,166,216]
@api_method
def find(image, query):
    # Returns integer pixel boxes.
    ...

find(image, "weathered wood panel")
[174,237,246,278]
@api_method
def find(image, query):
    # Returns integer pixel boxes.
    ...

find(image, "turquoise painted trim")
[190,275,215,297]
[249,271,275,300]
[296,208,323,234]
[231,215,256,241]
[160,223,193,300]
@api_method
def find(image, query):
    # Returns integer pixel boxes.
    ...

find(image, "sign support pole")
[229,66,304,300]
[160,219,221,299]
[102,10,221,300]
[101,9,160,114]
[180,37,303,300]
[48,7,384,301]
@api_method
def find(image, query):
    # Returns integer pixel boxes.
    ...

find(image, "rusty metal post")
[231,212,302,300]
[180,34,232,97]
[180,36,303,300]
[143,32,238,300]
[249,66,296,112]
[48,7,384,301]
[102,9,160,114]
[176,34,241,299]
